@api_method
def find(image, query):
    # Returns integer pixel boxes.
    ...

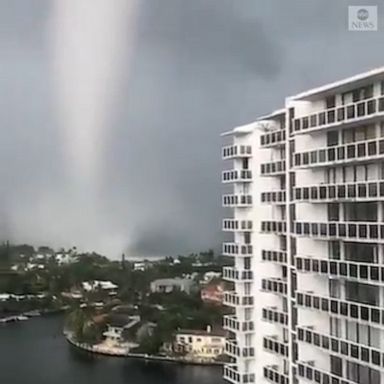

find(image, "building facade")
[174,326,226,362]
[222,67,384,384]
[149,277,194,294]
[201,280,225,305]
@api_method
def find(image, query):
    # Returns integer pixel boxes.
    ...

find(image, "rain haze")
[0,0,383,258]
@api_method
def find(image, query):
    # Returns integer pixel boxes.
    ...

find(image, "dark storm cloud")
[0,0,384,257]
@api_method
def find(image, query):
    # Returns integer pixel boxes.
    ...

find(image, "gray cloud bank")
[0,0,383,257]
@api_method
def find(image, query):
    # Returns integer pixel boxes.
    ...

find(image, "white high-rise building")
[222,67,384,384]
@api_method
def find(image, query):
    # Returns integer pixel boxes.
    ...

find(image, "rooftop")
[177,328,226,337]
[151,277,193,285]
[289,66,384,101]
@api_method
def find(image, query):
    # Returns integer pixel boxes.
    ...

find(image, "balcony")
[222,145,252,160]
[261,278,287,296]
[261,160,286,176]
[222,243,253,257]
[223,267,253,282]
[261,221,287,234]
[261,190,286,204]
[262,307,288,326]
[296,256,384,286]
[292,95,384,135]
[296,291,382,326]
[222,169,252,184]
[262,249,287,264]
[224,364,255,384]
[297,326,383,368]
[294,180,384,203]
[225,339,255,358]
[294,221,384,243]
[260,129,286,148]
[223,314,255,333]
[223,194,253,208]
[224,291,254,307]
[223,219,253,232]
[263,365,289,384]
[297,361,355,384]
[263,336,289,357]
[294,137,384,169]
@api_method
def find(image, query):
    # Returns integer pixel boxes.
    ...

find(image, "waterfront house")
[102,314,140,349]
[174,326,226,362]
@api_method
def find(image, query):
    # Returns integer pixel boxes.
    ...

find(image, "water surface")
[0,316,224,384]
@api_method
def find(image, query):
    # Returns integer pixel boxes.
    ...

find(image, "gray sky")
[0,0,383,258]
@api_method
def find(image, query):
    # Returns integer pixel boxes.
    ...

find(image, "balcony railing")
[294,221,384,242]
[263,336,289,357]
[294,137,384,169]
[261,160,286,176]
[223,267,253,282]
[222,145,252,160]
[297,326,383,369]
[292,95,384,135]
[223,194,253,208]
[297,361,355,384]
[223,219,253,232]
[296,256,384,286]
[223,314,255,333]
[294,180,384,202]
[261,278,287,296]
[222,169,252,183]
[224,364,255,384]
[222,243,253,257]
[224,291,254,307]
[296,291,382,326]
[261,190,286,204]
[225,339,255,358]
[261,221,287,234]
[262,249,287,264]
[260,129,286,148]
[263,365,289,384]
[262,307,288,326]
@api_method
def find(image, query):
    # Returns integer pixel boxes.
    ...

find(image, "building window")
[330,355,343,376]
[327,130,338,146]
[326,95,336,109]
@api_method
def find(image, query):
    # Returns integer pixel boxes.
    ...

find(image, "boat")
[16,315,28,321]
[24,310,41,317]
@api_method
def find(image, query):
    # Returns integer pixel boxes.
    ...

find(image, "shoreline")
[64,332,224,366]
[0,308,66,324]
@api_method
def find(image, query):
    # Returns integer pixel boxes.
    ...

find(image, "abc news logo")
[349,6,378,31]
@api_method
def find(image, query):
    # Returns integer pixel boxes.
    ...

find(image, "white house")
[82,280,118,295]
[174,326,226,362]
[150,278,194,294]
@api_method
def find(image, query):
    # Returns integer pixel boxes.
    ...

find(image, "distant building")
[82,280,118,293]
[133,262,146,271]
[55,253,74,265]
[102,314,140,349]
[150,278,194,294]
[0,294,11,302]
[26,263,45,271]
[174,326,226,362]
[203,271,222,282]
[200,281,224,305]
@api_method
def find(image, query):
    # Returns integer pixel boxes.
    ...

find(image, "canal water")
[0,315,224,384]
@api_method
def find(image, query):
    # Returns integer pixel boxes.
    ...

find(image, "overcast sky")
[0,0,383,258]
